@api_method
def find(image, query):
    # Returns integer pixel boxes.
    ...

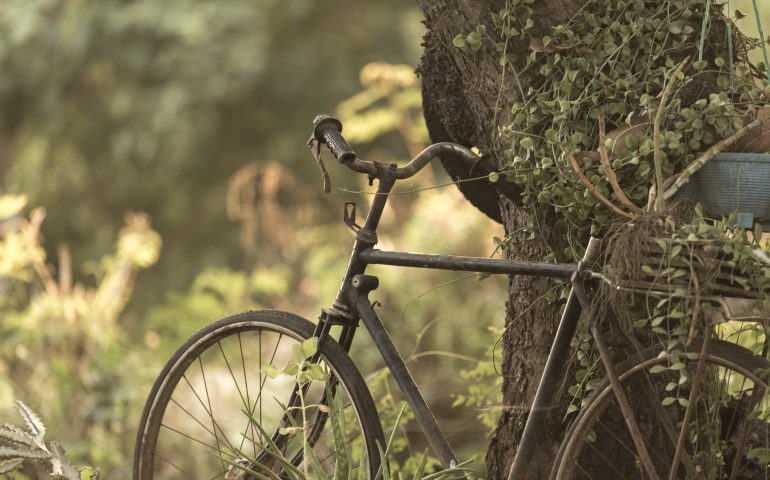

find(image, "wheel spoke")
[135,315,380,479]
[557,339,770,480]
[157,452,196,478]
[217,340,249,412]
[160,422,228,455]
[182,371,239,456]
[169,397,219,439]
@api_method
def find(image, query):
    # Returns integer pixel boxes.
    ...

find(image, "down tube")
[353,295,460,469]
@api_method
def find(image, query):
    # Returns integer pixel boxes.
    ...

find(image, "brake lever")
[306,134,332,193]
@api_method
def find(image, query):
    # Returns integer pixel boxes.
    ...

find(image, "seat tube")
[507,237,602,480]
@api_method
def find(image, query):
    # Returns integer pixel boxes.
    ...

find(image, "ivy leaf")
[452,34,467,49]
[261,364,281,379]
[748,447,770,464]
[300,337,318,359]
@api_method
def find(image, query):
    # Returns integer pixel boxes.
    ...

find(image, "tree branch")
[564,144,635,220]
[651,58,688,212]
[599,111,643,213]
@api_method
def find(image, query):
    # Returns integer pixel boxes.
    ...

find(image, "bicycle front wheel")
[134,310,385,480]
[554,338,770,480]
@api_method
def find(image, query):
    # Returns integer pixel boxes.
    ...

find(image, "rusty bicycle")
[133,115,770,480]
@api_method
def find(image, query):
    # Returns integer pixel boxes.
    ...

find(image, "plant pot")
[674,152,770,229]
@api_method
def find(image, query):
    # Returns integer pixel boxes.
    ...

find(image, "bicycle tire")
[133,310,385,479]
[553,338,770,480]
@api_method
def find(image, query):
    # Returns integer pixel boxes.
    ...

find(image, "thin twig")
[563,144,635,220]
[652,58,689,212]
[598,111,642,213]
[646,183,657,211]
[752,0,770,81]
[663,114,770,200]
[23,208,58,295]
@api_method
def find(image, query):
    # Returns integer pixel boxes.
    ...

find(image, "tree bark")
[417,1,589,478]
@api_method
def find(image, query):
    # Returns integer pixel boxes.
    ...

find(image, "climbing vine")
[455,0,770,463]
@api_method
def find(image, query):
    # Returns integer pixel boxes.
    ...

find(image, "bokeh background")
[0,0,507,476]
[1,0,769,477]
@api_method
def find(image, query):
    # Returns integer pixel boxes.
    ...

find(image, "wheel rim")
[558,343,770,480]
[137,321,373,479]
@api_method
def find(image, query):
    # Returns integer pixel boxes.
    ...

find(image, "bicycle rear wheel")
[554,338,770,480]
[134,310,385,480]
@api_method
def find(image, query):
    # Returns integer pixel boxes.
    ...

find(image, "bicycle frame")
[311,164,600,478]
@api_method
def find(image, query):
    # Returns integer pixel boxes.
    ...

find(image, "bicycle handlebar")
[313,115,357,165]
[311,114,522,203]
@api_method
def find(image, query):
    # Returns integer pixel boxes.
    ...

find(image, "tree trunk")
[417,1,589,478]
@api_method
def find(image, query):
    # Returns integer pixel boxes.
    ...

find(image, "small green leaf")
[278,426,302,436]
[282,361,299,376]
[261,364,281,379]
[304,363,327,381]
[452,34,467,49]
[670,362,686,371]
[748,447,770,463]
[300,337,318,359]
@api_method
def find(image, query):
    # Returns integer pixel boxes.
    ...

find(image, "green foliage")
[0,0,423,320]
[451,327,504,432]
[496,0,770,239]
[0,200,160,474]
[482,1,770,462]
[236,341,475,480]
[0,2,507,473]
[0,401,94,480]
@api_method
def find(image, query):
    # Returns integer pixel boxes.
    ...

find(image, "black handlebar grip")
[313,115,357,165]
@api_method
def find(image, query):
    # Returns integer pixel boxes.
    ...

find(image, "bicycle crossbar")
[359,249,578,279]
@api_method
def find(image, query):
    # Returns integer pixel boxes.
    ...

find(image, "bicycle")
[133,115,770,480]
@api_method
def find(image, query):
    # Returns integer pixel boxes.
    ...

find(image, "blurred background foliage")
[6,1,764,477]
[0,0,508,477]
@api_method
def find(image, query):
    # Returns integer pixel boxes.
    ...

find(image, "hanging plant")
[488,0,770,432]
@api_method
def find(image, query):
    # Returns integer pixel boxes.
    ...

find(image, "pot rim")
[711,152,770,163]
